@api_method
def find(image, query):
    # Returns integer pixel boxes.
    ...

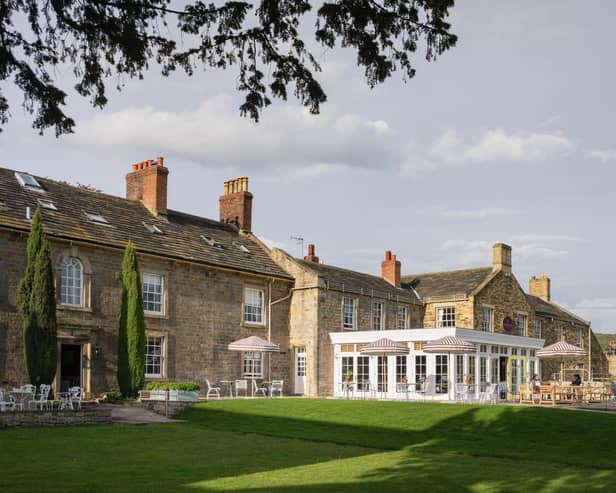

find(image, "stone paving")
[109,404,186,425]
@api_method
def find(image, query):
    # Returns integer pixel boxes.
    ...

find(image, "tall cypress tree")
[117,241,146,397]
[17,207,58,385]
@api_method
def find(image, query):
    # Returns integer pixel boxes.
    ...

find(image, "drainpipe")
[267,280,294,382]
[588,323,592,380]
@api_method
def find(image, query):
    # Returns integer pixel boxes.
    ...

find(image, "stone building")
[0,162,293,396]
[271,246,423,396]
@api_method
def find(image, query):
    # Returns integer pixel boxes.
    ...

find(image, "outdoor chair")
[0,389,16,412]
[454,383,468,402]
[252,380,268,397]
[479,383,497,404]
[413,381,427,401]
[68,386,83,410]
[235,379,248,398]
[205,379,221,400]
[30,384,52,411]
[497,382,508,401]
[21,384,36,393]
[270,380,284,397]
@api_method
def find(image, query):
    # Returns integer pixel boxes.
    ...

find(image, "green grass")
[1,399,616,492]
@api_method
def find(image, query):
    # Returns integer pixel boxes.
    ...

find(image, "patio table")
[9,390,33,411]
[55,392,72,410]
[219,380,235,398]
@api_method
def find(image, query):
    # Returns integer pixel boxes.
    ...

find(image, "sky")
[2,1,616,332]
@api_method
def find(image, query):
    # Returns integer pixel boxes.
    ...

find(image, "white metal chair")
[479,383,497,404]
[68,386,83,410]
[0,389,16,412]
[270,380,284,397]
[30,384,52,410]
[252,380,268,397]
[235,379,248,398]
[454,383,468,402]
[21,384,36,393]
[205,379,221,400]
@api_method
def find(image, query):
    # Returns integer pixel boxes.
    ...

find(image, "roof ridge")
[402,266,492,278]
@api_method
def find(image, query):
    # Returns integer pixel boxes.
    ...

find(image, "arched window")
[61,257,83,306]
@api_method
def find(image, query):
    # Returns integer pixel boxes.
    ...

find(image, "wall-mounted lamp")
[94,344,101,358]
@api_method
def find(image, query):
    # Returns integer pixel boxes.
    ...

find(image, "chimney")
[529,274,551,301]
[304,244,319,263]
[125,157,169,215]
[381,250,401,287]
[219,177,253,232]
[492,243,512,273]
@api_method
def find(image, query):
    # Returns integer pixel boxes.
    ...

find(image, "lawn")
[1,399,615,492]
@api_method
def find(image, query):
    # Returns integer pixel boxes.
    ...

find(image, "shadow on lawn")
[181,401,616,492]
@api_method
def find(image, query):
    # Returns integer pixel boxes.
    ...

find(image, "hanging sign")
[503,316,514,333]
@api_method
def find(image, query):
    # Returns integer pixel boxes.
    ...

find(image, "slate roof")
[0,167,291,279]
[296,259,420,303]
[401,267,494,300]
[526,294,588,326]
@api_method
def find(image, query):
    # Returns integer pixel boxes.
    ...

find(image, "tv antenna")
[290,235,304,257]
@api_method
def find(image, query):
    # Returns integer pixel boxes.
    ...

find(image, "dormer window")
[15,172,44,192]
[201,235,224,249]
[233,241,250,253]
[38,199,57,211]
[143,222,163,234]
[84,210,110,226]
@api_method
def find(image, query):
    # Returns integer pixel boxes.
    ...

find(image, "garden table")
[9,390,33,411]
[219,381,235,398]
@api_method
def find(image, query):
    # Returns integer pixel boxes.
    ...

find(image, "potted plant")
[343,370,353,383]
[465,374,471,385]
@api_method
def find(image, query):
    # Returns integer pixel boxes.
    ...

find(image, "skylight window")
[15,172,44,192]
[201,235,224,249]
[84,211,110,226]
[38,199,57,211]
[232,241,250,253]
[143,222,163,234]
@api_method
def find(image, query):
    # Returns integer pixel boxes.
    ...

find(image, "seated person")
[531,374,541,388]
[571,373,582,386]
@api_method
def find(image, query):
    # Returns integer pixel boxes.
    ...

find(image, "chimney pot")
[381,250,401,287]
[219,176,253,231]
[304,244,319,263]
[126,157,169,215]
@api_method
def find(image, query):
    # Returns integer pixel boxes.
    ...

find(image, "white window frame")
[534,319,542,339]
[244,287,265,325]
[516,313,527,337]
[373,301,384,330]
[145,336,165,378]
[397,306,408,329]
[577,328,583,347]
[143,273,164,315]
[556,325,564,342]
[60,257,83,307]
[481,306,493,332]
[436,306,456,328]
[342,297,356,330]
[243,352,263,378]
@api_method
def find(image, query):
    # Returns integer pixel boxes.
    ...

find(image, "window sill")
[145,312,168,320]
[242,322,267,329]
[57,304,91,313]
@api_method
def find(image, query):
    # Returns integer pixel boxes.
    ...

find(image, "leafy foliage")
[0,1,457,135]
[146,381,201,391]
[16,207,58,385]
[117,241,146,397]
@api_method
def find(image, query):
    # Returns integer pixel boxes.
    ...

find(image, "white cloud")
[400,128,573,175]
[589,149,616,163]
[570,298,616,332]
[75,95,392,175]
[436,208,521,219]
[511,234,584,243]
[260,237,289,251]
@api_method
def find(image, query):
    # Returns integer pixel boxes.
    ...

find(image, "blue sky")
[2,1,615,331]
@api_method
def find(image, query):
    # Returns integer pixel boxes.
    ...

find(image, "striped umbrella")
[228,336,280,352]
[423,336,476,401]
[537,341,586,384]
[360,338,410,355]
[422,336,476,354]
[536,341,586,359]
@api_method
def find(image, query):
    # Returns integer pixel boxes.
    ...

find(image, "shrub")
[146,381,200,392]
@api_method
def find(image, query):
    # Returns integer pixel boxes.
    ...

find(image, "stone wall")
[423,299,473,329]
[0,408,111,428]
[0,231,293,396]
[140,399,195,418]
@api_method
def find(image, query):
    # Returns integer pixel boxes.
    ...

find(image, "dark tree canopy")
[0,1,456,136]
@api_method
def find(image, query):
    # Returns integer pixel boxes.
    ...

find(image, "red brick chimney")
[304,244,319,263]
[219,177,253,232]
[381,250,401,287]
[126,157,169,215]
